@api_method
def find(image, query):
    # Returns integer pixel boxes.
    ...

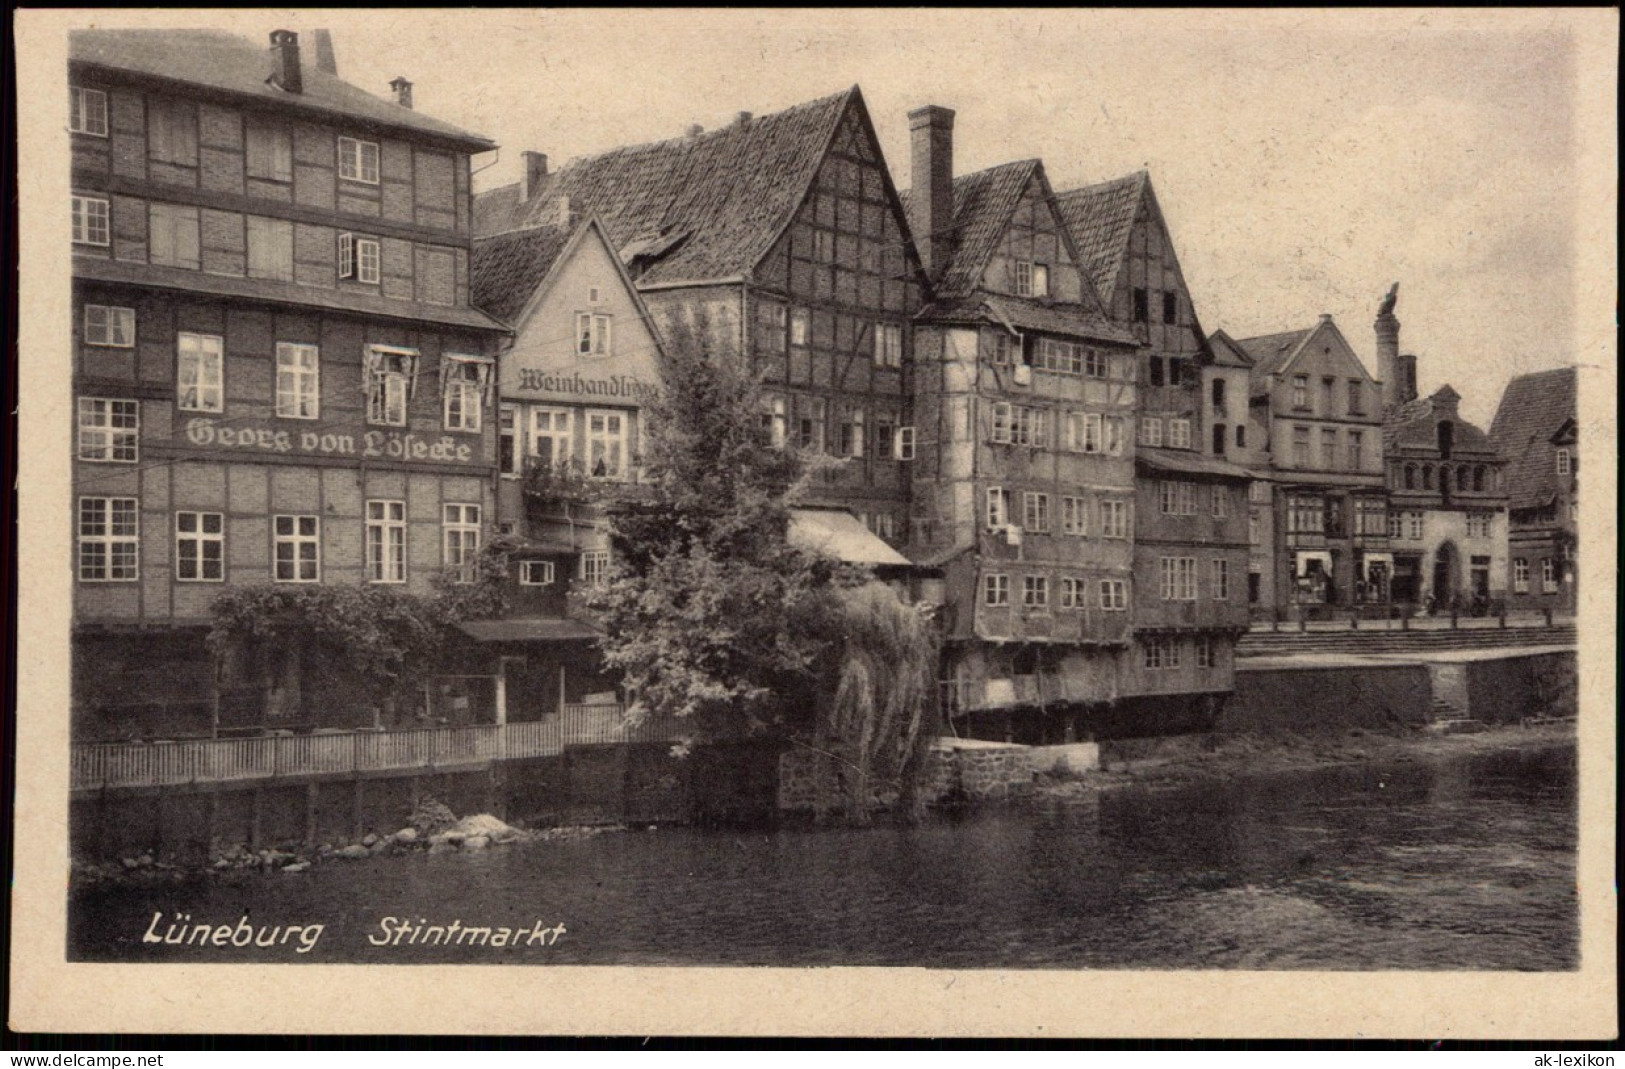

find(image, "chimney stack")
[735,111,752,128]
[520,151,548,201]
[1375,281,1402,409]
[390,76,413,109]
[311,29,337,75]
[269,30,303,95]
[908,105,956,279]
[685,123,704,139]
[1397,354,1419,405]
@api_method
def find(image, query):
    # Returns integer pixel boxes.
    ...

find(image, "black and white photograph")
[11,7,1616,1038]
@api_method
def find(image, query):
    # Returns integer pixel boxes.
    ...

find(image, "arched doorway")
[1432,541,1459,609]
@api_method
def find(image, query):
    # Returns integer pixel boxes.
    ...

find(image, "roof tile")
[471,225,572,324]
[1053,172,1146,302]
[1488,367,1578,511]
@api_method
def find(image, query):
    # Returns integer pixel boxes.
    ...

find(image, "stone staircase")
[1237,623,1576,659]
[1423,698,1486,734]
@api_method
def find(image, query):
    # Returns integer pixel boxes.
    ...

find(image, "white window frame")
[175,511,225,583]
[84,304,135,348]
[795,397,825,452]
[177,332,224,413]
[1160,480,1197,516]
[442,356,487,433]
[1466,512,1491,540]
[71,195,110,246]
[366,500,407,584]
[576,312,613,357]
[760,396,788,448]
[339,233,383,283]
[338,136,380,184]
[499,404,521,476]
[530,406,574,470]
[983,573,1010,607]
[1022,575,1050,610]
[1143,634,1181,670]
[1196,635,1215,669]
[519,560,556,586]
[77,397,139,463]
[1541,558,1558,593]
[580,550,611,588]
[1021,491,1050,533]
[1105,416,1125,455]
[1211,558,1230,600]
[1061,496,1088,536]
[874,323,904,368]
[1512,557,1529,594]
[991,401,1013,444]
[790,308,811,348]
[272,515,321,583]
[1099,578,1128,611]
[78,496,139,582]
[895,425,916,462]
[1406,511,1424,540]
[442,504,482,583]
[985,487,1010,530]
[70,87,109,137]
[1140,416,1163,447]
[1167,418,1192,450]
[586,409,630,479]
[366,346,417,427]
[1160,556,1198,601]
[275,342,320,420]
[1101,500,1129,540]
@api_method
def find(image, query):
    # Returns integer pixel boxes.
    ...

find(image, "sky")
[54,8,1611,426]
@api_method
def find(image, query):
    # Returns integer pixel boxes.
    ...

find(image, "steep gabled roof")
[1207,329,1255,369]
[1488,367,1578,511]
[69,29,493,148]
[1383,386,1496,454]
[901,159,1040,300]
[471,225,572,325]
[1053,171,1147,302]
[1235,329,1314,380]
[474,88,858,286]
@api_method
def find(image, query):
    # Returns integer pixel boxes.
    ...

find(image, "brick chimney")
[520,152,548,201]
[390,76,413,109]
[684,123,705,139]
[735,111,753,128]
[1397,354,1418,405]
[908,105,955,279]
[1375,281,1403,408]
[269,30,303,94]
[310,29,337,75]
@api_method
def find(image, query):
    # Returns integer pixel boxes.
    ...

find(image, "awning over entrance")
[788,508,912,567]
[457,618,601,643]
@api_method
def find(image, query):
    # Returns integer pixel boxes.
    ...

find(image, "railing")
[71,708,687,791]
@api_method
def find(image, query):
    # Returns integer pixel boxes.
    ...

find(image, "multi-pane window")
[70,87,109,136]
[872,411,896,460]
[246,216,295,281]
[756,300,788,354]
[1139,417,1163,447]
[78,497,138,581]
[1347,379,1365,415]
[1347,430,1365,471]
[1104,416,1126,455]
[175,512,224,582]
[274,343,319,419]
[1014,261,1048,297]
[1406,511,1424,540]
[983,573,1010,606]
[1354,498,1387,536]
[1060,578,1088,610]
[1021,492,1050,532]
[1211,484,1228,518]
[147,99,198,165]
[1291,425,1311,467]
[1291,375,1309,409]
[177,332,224,412]
[1211,558,1230,600]
[339,233,382,283]
[985,487,1010,529]
[1286,494,1325,534]
[1160,480,1197,516]
[498,405,520,476]
[246,119,293,181]
[366,500,407,583]
[789,308,811,348]
[1196,635,1215,669]
[77,398,139,462]
[1541,558,1558,593]
[443,504,482,583]
[838,408,865,458]
[1321,377,1336,416]
[1099,578,1128,611]
[1555,448,1571,475]
[1036,339,1104,377]
[71,195,110,246]
[338,137,380,183]
[519,560,556,586]
[990,403,1046,447]
[1466,512,1492,539]
[760,396,788,448]
[795,397,825,452]
[1250,509,1264,545]
[580,550,611,588]
[576,312,613,356]
[895,425,916,461]
[83,304,135,347]
[149,203,201,269]
[1512,558,1529,593]
[1143,634,1181,669]
[1100,500,1129,539]
[989,331,1013,365]
[874,323,904,368]
[1167,419,1192,449]
[1061,496,1088,536]
[530,407,572,469]
[442,358,486,433]
[366,347,415,426]
[1159,557,1198,600]
[1320,428,1338,470]
[273,515,320,583]
[1022,575,1050,610]
[1064,411,1103,453]
[586,410,629,478]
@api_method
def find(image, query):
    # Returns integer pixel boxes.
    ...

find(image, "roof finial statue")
[1379,282,1399,318]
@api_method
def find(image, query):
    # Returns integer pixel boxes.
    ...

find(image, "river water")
[69,742,1577,969]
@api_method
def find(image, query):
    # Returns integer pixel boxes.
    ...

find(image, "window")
[866,512,896,541]
[756,300,788,354]
[1022,492,1051,532]
[1162,291,1178,325]
[1132,287,1149,322]
[1212,423,1227,455]
[1211,559,1230,600]
[580,550,611,588]
[148,203,200,269]
[873,412,896,460]
[1347,379,1364,415]
[84,304,135,347]
[338,137,380,183]
[1064,412,1102,453]
[520,560,556,586]
[1286,495,1325,534]
[1555,448,1571,475]
[175,511,224,582]
[1139,417,1163,447]
[1355,498,1387,536]
[984,573,1010,606]
[1100,500,1129,539]
[77,398,138,462]
[499,405,520,476]
[1014,406,1046,447]
[1235,424,1246,449]
[1347,430,1364,471]
[246,119,293,182]
[442,357,487,433]
[991,402,1012,444]
[760,396,788,448]
[586,410,629,478]
[1105,417,1126,455]
[147,99,197,165]
[1291,425,1310,467]
[442,504,482,582]
[1060,578,1088,610]
[874,323,904,368]
[78,497,139,581]
[1196,635,1215,669]
[1211,485,1228,518]
[789,308,810,348]
[1320,428,1338,469]
[1061,496,1088,536]
[365,346,415,426]
[985,487,1010,530]
[795,397,825,452]
[1406,511,1424,540]
[70,87,108,136]
[1168,419,1192,449]
[838,408,865,458]
[1022,575,1050,610]
[1014,261,1048,297]
[574,312,614,357]
[1160,480,1197,516]
[895,425,916,461]
[273,515,320,582]
[71,195,110,246]
[526,408,573,468]
[1512,558,1529,593]
[1466,512,1492,539]
[989,331,1013,366]
[1321,376,1336,416]
[366,501,407,583]
[274,342,320,420]
[1143,634,1181,669]
[1541,558,1558,593]
[1099,579,1128,611]
[1291,375,1309,409]
[1159,557,1198,600]
[177,333,223,412]
[1250,509,1263,545]
[339,233,382,283]
[1212,378,1227,409]
[1037,338,1082,374]
[1148,356,1165,387]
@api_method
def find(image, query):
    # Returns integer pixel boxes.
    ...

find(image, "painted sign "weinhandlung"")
[513,369,658,402]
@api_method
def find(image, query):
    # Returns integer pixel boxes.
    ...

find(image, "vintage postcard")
[10,8,1618,1038]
